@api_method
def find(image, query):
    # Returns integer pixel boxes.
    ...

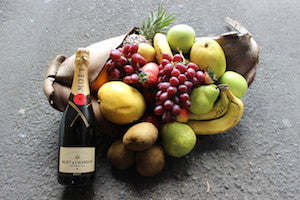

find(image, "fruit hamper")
[43,7,259,176]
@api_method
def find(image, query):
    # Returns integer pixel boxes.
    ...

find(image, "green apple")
[219,71,248,98]
[167,24,195,54]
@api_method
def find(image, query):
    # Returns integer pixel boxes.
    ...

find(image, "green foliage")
[138,5,176,41]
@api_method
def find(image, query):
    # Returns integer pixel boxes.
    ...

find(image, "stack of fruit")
[90,6,250,176]
[44,6,259,177]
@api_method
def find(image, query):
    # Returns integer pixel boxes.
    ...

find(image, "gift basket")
[44,6,259,177]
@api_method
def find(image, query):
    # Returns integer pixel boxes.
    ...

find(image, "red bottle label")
[73,93,86,105]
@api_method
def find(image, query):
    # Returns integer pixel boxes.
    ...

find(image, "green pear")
[161,122,196,158]
[189,84,220,115]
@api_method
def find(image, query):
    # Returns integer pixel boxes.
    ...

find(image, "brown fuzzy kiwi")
[122,122,159,151]
[107,140,135,170]
[136,144,165,176]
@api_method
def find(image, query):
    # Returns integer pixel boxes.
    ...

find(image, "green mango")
[189,84,220,115]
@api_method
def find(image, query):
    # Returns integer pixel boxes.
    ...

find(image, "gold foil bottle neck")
[75,48,90,67]
[71,48,91,95]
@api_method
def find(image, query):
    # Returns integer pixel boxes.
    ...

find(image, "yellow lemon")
[138,43,156,62]
[97,81,146,125]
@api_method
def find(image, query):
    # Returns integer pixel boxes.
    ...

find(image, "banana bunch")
[187,84,244,135]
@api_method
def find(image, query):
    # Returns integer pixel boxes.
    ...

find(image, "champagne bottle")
[58,48,96,185]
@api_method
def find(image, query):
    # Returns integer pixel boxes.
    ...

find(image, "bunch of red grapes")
[154,53,206,122]
[105,44,147,83]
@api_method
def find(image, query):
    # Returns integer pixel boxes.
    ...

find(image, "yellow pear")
[190,37,226,78]
[138,43,156,62]
[97,81,146,125]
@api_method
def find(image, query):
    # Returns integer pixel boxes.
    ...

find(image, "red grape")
[167,86,177,96]
[161,75,169,82]
[158,82,170,91]
[154,105,165,116]
[162,111,172,122]
[162,52,173,61]
[196,71,205,83]
[158,64,164,70]
[161,59,170,67]
[130,60,140,70]
[124,65,134,74]
[186,68,196,79]
[164,100,174,110]
[184,81,193,89]
[123,44,131,55]
[164,63,173,75]
[131,53,146,66]
[130,44,139,54]
[171,68,181,77]
[179,93,189,102]
[187,62,199,71]
[169,77,179,86]
[157,77,162,82]
[124,53,131,58]
[123,76,132,84]
[109,68,121,80]
[159,92,169,102]
[158,69,165,77]
[173,96,180,104]
[175,63,187,73]
[105,59,116,70]
[172,104,181,115]
[119,56,127,66]
[182,100,191,108]
[178,74,187,84]
[191,77,200,85]
[178,85,188,94]
[155,90,163,100]
[130,74,139,83]
[110,49,121,60]
[173,54,182,62]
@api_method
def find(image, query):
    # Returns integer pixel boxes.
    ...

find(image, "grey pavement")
[0,0,299,199]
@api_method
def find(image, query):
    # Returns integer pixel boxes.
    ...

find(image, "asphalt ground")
[0,0,299,199]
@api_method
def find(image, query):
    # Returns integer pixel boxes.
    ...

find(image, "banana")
[188,86,230,121]
[187,88,244,135]
[153,33,173,63]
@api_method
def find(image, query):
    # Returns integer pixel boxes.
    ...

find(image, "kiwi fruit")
[122,122,158,151]
[136,144,165,176]
[107,140,135,170]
